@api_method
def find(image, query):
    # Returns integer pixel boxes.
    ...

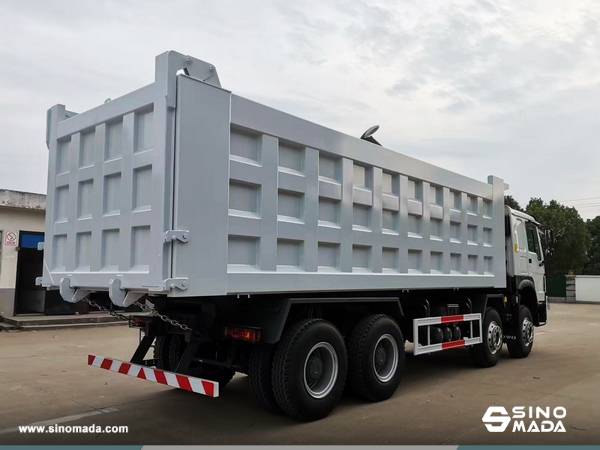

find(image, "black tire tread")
[168,334,186,371]
[249,344,279,413]
[272,319,346,421]
[154,335,171,371]
[348,314,389,401]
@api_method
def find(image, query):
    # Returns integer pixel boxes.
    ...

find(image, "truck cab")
[505,206,549,327]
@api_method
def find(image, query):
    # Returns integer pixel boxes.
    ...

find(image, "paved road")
[1,303,599,445]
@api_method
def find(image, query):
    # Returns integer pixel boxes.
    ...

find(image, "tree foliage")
[504,195,524,212]
[583,216,600,275]
[525,198,591,276]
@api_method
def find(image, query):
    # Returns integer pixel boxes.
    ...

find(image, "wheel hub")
[372,334,399,383]
[522,317,534,346]
[487,321,503,354]
[303,342,338,399]
[375,346,387,366]
[308,356,323,380]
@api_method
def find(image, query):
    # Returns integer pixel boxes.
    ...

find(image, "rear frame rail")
[413,313,482,356]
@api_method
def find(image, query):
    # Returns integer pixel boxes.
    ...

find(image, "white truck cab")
[505,206,549,327]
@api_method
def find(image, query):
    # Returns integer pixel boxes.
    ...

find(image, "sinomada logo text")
[482,406,566,432]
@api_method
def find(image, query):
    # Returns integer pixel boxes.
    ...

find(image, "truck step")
[88,355,219,397]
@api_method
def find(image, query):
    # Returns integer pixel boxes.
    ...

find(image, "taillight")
[225,327,262,343]
[129,316,151,328]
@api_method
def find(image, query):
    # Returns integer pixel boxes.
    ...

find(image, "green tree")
[583,216,600,275]
[525,198,591,276]
[504,195,524,212]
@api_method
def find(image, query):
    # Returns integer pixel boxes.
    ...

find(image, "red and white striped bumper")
[413,313,482,356]
[88,355,219,397]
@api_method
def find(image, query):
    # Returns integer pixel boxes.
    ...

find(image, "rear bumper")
[88,355,219,397]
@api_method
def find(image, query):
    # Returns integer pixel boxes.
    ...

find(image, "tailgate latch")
[164,230,189,243]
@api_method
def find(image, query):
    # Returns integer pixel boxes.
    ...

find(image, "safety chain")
[82,297,193,332]
[83,298,133,324]
[132,300,193,332]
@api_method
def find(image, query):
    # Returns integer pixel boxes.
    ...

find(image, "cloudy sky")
[1,0,599,219]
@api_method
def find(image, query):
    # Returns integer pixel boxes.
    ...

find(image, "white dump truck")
[41,51,552,421]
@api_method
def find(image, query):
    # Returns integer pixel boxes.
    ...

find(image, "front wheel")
[470,307,503,368]
[272,319,347,421]
[507,305,534,358]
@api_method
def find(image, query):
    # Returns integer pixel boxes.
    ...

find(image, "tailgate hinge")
[164,230,189,243]
[165,278,188,291]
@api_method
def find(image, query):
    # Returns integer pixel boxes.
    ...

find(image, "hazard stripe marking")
[155,370,167,385]
[441,315,465,324]
[100,358,113,370]
[87,355,218,397]
[442,340,466,350]
[176,374,193,392]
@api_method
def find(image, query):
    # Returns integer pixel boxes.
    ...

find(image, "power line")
[560,196,600,203]
[573,204,600,209]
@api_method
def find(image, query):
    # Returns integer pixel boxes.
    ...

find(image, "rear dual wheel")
[347,315,405,402]
[272,319,347,421]
[251,315,405,421]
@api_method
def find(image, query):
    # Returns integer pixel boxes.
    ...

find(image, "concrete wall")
[0,207,46,316]
[575,276,600,303]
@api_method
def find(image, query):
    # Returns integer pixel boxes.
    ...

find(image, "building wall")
[574,276,600,303]
[0,208,46,316]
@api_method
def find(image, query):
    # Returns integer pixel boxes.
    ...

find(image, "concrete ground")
[1,303,599,445]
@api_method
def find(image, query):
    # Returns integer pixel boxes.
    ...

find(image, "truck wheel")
[272,319,347,421]
[249,344,280,412]
[507,305,534,358]
[169,336,235,387]
[469,307,503,368]
[348,314,405,402]
[154,335,172,370]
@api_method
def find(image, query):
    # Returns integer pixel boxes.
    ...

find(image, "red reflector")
[130,316,150,328]
[442,340,466,350]
[225,327,262,343]
[441,315,464,324]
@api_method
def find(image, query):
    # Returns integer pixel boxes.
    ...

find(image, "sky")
[0,0,599,219]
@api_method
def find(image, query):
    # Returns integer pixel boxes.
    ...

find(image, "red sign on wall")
[4,231,17,246]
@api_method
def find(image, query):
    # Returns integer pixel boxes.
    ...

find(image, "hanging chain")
[132,300,193,332]
[83,298,133,324]
[82,297,193,332]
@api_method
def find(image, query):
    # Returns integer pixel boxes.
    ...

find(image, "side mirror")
[543,228,555,257]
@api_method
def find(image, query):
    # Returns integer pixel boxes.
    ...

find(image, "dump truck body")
[42,51,506,304]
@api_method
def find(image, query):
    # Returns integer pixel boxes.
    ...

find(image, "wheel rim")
[303,342,338,399]
[372,334,399,383]
[487,320,503,355]
[522,317,534,347]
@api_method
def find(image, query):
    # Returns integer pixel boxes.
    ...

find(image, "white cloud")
[0,0,598,218]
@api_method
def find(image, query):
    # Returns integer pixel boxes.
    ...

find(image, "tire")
[470,307,503,368]
[507,305,534,358]
[154,335,172,370]
[249,344,280,413]
[348,314,405,402]
[272,319,347,421]
[169,336,235,387]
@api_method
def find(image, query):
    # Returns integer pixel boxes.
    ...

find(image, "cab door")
[514,217,529,276]
[525,225,546,303]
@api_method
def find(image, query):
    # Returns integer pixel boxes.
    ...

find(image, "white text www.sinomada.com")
[19,424,128,434]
